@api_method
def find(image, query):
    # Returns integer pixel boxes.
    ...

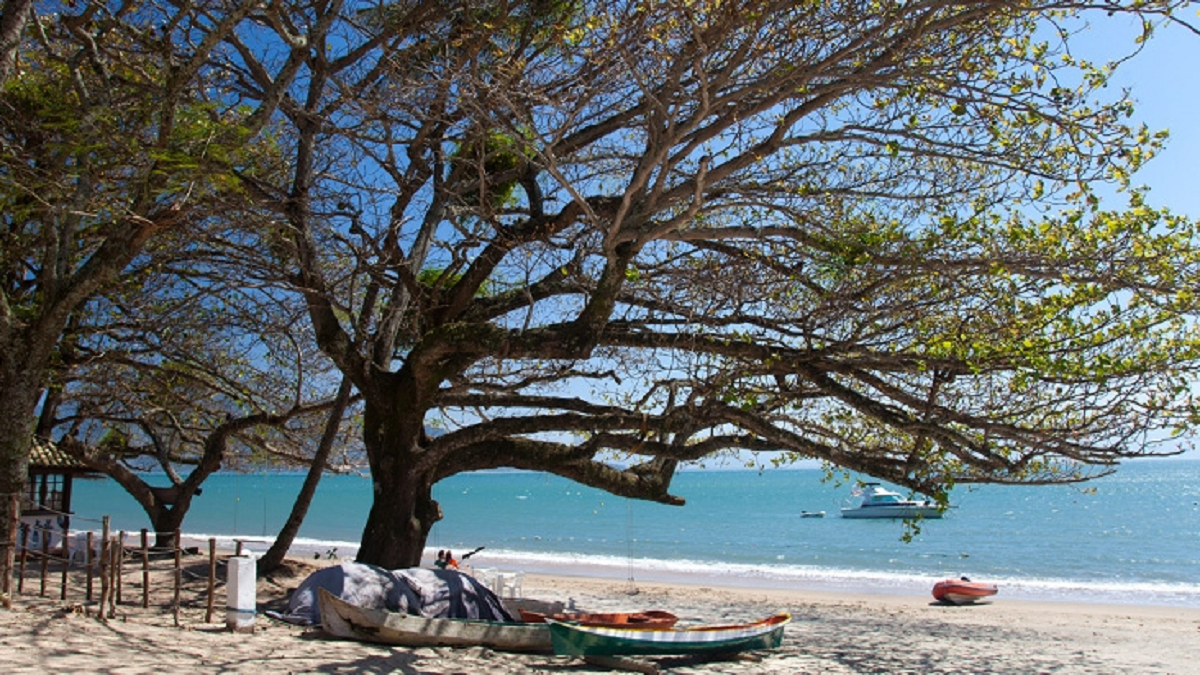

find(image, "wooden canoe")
[317,588,552,653]
[519,608,678,629]
[547,612,790,657]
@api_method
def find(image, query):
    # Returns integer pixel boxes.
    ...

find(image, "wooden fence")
[7,511,222,625]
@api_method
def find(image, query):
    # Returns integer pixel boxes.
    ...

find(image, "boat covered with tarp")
[318,587,553,652]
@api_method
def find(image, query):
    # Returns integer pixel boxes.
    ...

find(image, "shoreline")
[74,461,1200,617]
[187,534,1200,609]
[3,555,1198,674]
[531,564,1200,608]
[527,570,1200,621]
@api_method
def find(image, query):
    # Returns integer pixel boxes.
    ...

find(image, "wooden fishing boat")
[519,608,678,629]
[546,612,790,656]
[317,588,552,653]
[932,578,998,605]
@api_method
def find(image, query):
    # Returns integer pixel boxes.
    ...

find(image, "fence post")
[1,538,9,609]
[60,528,70,600]
[1,536,9,609]
[206,538,216,623]
[173,529,182,627]
[17,524,28,594]
[98,516,110,619]
[116,530,125,604]
[38,527,49,597]
[107,537,118,619]
[85,528,94,595]
[141,529,149,608]
[85,531,95,601]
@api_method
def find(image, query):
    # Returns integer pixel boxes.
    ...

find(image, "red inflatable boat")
[932,578,998,605]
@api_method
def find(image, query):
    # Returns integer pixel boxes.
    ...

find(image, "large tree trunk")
[354,399,440,569]
[259,378,353,574]
[0,436,31,610]
[0,360,44,609]
[356,473,439,569]
[146,503,187,550]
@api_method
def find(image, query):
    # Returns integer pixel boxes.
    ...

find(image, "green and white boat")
[546,612,790,656]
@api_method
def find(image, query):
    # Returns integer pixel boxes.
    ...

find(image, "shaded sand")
[2,557,1198,674]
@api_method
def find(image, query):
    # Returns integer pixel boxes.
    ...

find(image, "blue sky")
[724,16,1200,468]
[1059,16,1200,461]
[1120,19,1200,459]
[420,12,1200,469]
[492,16,1200,469]
[1094,17,1200,219]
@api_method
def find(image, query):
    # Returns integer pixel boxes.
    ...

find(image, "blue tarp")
[269,562,515,626]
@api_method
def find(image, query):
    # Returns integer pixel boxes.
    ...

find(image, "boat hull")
[840,505,943,519]
[520,609,678,629]
[318,588,552,653]
[547,613,790,657]
[932,580,998,605]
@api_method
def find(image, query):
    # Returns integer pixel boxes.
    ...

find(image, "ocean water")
[69,459,1200,607]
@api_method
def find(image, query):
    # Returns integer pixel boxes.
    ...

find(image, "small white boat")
[840,483,943,519]
[799,510,826,518]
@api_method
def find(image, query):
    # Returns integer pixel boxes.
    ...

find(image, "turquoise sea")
[69,460,1200,607]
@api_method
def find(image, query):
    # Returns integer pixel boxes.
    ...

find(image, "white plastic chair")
[507,571,524,599]
[495,571,524,599]
[474,567,499,591]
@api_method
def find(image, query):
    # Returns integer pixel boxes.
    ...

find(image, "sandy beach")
[1,556,1197,674]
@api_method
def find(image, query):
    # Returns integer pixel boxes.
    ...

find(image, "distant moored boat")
[840,483,944,519]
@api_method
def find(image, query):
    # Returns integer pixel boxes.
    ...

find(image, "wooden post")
[173,529,182,627]
[1,536,9,609]
[98,516,110,619]
[107,538,118,619]
[235,540,243,557]
[85,531,95,601]
[16,523,28,594]
[38,526,49,597]
[0,540,7,609]
[140,529,149,608]
[205,538,216,623]
[60,528,70,601]
[116,530,125,604]
[97,540,107,618]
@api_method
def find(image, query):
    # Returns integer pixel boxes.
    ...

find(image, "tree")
[50,230,350,549]
[0,0,32,84]
[232,0,1200,568]
[258,376,357,574]
[0,1,305,601]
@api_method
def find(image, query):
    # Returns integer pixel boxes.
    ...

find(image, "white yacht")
[840,483,944,519]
